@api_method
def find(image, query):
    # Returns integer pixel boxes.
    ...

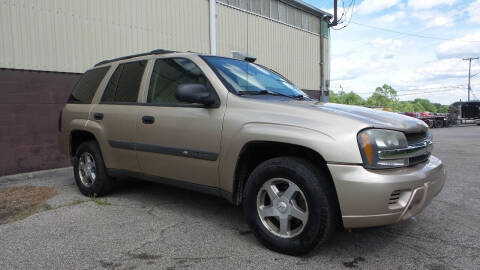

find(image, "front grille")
[405,131,431,166]
[409,154,430,166]
[405,131,427,145]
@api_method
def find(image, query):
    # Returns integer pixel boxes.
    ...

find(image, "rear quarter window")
[68,67,109,104]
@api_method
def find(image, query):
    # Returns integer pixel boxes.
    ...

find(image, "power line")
[330,85,465,94]
[351,21,480,43]
[396,85,465,92]
[397,88,464,96]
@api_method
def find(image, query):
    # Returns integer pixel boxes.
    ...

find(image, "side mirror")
[175,83,216,106]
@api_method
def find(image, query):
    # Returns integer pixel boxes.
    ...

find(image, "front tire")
[73,141,113,197]
[243,157,338,255]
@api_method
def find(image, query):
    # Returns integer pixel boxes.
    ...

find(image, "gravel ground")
[0,126,479,270]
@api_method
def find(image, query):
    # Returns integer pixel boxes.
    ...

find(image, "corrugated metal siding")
[0,0,210,73]
[0,0,320,89]
[216,3,320,90]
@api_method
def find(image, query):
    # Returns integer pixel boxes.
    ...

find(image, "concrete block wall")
[0,69,80,176]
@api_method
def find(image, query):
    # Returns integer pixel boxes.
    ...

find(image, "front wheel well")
[232,141,336,206]
[70,130,98,157]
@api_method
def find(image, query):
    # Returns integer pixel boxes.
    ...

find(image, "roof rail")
[94,49,177,67]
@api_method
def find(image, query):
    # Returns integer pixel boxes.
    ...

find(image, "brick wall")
[0,69,81,176]
[302,89,328,100]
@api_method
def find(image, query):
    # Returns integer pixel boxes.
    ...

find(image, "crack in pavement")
[172,256,228,267]
[94,220,184,269]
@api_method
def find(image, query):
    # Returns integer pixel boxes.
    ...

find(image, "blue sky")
[304,0,480,104]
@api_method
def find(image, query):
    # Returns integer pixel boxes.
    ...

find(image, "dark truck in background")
[404,101,480,128]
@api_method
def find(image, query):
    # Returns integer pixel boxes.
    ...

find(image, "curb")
[0,167,72,184]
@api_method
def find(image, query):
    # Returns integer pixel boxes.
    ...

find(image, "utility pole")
[463,57,478,102]
[329,0,338,27]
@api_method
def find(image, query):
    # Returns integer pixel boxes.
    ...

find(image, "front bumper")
[328,155,446,228]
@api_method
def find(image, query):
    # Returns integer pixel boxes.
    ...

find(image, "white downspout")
[209,0,217,55]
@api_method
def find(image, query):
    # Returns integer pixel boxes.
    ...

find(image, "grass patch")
[69,199,88,206]
[91,195,111,206]
[0,186,57,224]
[43,199,88,211]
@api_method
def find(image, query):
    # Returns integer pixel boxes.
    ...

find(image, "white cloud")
[436,32,480,58]
[393,58,476,86]
[370,38,404,49]
[412,10,455,27]
[376,11,406,24]
[468,0,480,24]
[331,51,397,81]
[408,0,458,10]
[331,56,365,81]
[428,17,454,27]
[356,0,401,15]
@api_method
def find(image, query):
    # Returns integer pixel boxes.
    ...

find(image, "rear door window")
[102,60,147,103]
[68,67,109,104]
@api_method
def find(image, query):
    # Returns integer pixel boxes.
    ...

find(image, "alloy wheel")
[256,178,309,238]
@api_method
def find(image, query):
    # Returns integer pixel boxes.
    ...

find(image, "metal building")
[0,0,331,92]
[0,0,331,175]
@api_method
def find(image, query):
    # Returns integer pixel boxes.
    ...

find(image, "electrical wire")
[396,85,465,92]
[330,85,465,94]
[350,21,480,43]
[397,88,465,96]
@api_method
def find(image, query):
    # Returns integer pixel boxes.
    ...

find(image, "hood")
[312,102,428,132]
[248,96,428,133]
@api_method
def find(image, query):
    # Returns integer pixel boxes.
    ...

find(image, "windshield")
[203,56,308,98]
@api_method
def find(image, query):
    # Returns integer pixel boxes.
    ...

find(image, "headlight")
[357,129,409,169]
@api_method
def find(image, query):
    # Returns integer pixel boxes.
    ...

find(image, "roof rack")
[94,49,176,67]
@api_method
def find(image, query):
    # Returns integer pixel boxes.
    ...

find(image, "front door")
[135,57,225,187]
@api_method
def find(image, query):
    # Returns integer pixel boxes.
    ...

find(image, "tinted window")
[68,67,109,104]
[147,58,212,105]
[102,60,147,103]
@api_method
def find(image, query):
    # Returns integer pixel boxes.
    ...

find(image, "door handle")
[142,116,155,124]
[93,113,104,120]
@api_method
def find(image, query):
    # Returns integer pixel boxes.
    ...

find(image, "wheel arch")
[230,140,339,208]
[70,129,101,158]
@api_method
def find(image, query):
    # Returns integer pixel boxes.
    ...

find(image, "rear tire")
[243,157,338,255]
[425,119,434,128]
[73,141,113,197]
[434,119,443,128]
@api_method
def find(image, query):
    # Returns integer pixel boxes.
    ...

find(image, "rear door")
[90,60,148,172]
[135,57,226,187]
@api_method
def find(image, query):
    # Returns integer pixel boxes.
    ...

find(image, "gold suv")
[59,50,446,255]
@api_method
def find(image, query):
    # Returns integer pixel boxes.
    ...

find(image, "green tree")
[399,101,414,112]
[413,99,437,112]
[342,91,365,105]
[328,85,450,113]
[366,84,399,110]
[329,91,340,103]
[329,91,365,105]
[413,102,425,112]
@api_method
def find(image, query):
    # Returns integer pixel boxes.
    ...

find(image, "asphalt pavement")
[0,126,479,269]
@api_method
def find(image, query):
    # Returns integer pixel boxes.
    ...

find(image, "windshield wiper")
[237,90,307,100]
